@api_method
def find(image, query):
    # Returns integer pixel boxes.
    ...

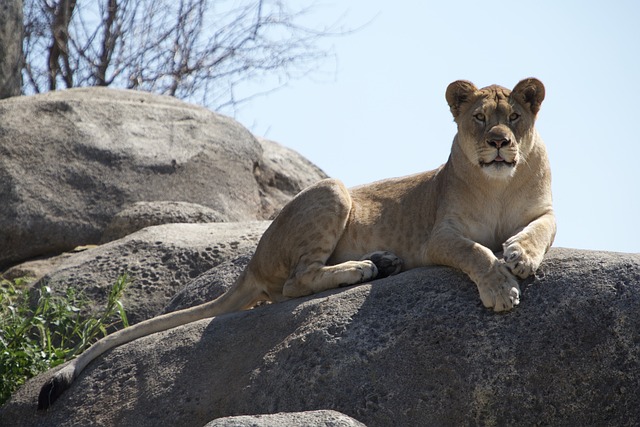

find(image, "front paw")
[503,239,536,279]
[477,263,520,312]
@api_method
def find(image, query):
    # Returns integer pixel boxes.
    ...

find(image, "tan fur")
[38,78,555,409]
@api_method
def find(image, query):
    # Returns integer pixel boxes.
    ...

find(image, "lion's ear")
[512,78,545,115]
[446,80,478,119]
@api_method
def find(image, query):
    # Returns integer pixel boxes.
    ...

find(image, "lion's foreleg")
[503,210,556,278]
[426,227,519,312]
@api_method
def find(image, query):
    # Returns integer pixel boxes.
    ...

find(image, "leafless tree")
[22,0,341,111]
[0,0,23,99]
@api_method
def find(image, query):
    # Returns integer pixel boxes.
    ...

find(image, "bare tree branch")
[22,0,347,112]
[94,0,118,86]
[46,0,76,90]
[0,0,23,99]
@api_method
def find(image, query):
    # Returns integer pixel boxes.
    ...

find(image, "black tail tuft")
[37,374,71,410]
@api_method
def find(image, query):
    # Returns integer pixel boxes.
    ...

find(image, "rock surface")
[27,222,269,325]
[3,248,640,427]
[254,137,328,220]
[204,410,366,427]
[2,252,77,283]
[162,250,254,314]
[0,88,326,268]
[100,201,227,243]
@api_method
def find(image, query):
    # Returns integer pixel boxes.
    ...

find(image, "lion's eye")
[509,112,520,122]
[474,113,486,122]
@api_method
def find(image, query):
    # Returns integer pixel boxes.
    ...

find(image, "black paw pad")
[368,251,403,278]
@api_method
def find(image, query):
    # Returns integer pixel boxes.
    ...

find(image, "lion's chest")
[462,204,524,251]
[466,221,505,252]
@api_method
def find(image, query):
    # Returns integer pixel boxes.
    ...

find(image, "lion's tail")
[37,270,263,410]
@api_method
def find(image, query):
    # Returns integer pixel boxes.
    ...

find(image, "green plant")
[0,275,130,406]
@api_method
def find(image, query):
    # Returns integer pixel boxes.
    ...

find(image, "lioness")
[38,78,555,409]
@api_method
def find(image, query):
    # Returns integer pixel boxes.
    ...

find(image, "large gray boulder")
[162,250,254,314]
[28,222,269,325]
[100,201,227,243]
[3,248,640,426]
[254,137,328,220]
[0,88,326,268]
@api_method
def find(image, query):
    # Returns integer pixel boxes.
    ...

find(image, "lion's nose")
[487,138,511,149]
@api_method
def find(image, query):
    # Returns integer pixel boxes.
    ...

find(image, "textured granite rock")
[204,410,366,427]
[0,88,326,268]
[3,248,640,426]
[100,201,227,243]
[29,222,269,325]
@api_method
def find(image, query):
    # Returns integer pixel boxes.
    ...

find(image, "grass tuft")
[0,275,130,406]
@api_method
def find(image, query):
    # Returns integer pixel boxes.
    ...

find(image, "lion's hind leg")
[282,260,378,298]
[361,251,404,278]
[282,251,403,298]
[252,178,365,300]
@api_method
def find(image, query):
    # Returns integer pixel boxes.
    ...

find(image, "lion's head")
[445,78,545,179]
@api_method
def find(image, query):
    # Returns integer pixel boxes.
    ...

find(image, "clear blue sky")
[234,0,640,254]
